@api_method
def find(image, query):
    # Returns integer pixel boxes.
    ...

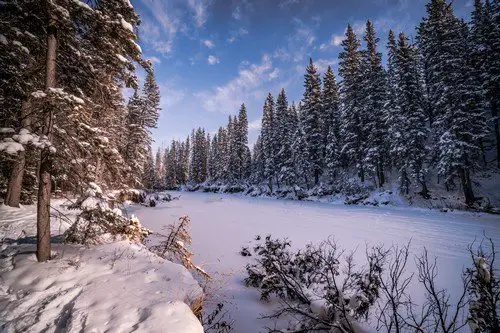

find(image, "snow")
[131,40,142,53]
[31,90,46,98]
[0,139,24,155]
[130,191,500,333]
[122,0,133,8]
[72,0,93,11]
[116,53,129,63]
[120,17,134,33]
[0,127,14,134]
[48,87,84,104]
[12,40,29,54]
[0,200,204,333]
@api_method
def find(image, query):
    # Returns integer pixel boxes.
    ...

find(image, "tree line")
[156,0,499,206]
[0,0,159,261]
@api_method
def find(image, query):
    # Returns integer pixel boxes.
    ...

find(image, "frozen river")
[130,191,500,332]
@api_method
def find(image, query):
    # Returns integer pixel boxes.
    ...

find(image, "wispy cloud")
[159,81,186,110]
[279,0,301,9]
[138,1,179,55]
[207,55,219,65]
[202,39,215,48]
[248,117,262,131]
[195,54,276,113]
[188,0,209,28]
[145,55,162,64]
[228,27,249,43]
[272,18,316,64]
[269,68,280,80]
[232,6,242,20]
[138,0,211,54]
[313,58,338,74]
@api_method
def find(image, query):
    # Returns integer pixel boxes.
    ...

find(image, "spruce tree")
[419,0,488,205]
[322,67,341,182]
[361,21,388,187]
[261,93,276,191]
[236,104,249,181]
[142,147,156,189]
[392,33,429,195]
[339,25,365,182]
[301,59,324,185]
[275,89,296,187]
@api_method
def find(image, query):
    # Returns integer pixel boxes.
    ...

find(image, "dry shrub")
[149,215,211,280]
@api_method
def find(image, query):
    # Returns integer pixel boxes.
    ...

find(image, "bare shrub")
[149,215,210,280]
[245,235,499,333]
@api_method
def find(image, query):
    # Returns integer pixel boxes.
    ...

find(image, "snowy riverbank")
[0,200,204,333]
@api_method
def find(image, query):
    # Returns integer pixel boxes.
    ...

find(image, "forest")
[0,0,499,332]
[150,0,500,211]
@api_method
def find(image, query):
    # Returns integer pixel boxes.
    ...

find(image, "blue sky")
[130,0,473,149]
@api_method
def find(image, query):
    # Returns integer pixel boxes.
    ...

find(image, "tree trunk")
[377,161,385,188]
[5,100,32,207]
[36,17,57,262]
[459,168,475,206]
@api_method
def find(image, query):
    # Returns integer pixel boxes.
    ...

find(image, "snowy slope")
[0,201,204,333]
[131,191,500,333]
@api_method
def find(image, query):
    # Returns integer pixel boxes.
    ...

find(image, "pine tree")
[208,134,218,181]
[339,25,365,182]
[236,104,249,181]
[419,0,488,205]
[261,93,276,191]
[292,103,312,187]
[154,147,163,189]
[251,135,264,183]
[142,70,161,129]
[391,33,429,195]
[361,21,388,187]
[142,146,156,189]
[275,89,296,187]
[322,67,341,182]
[490,0,500,168]
[301,59,324,185]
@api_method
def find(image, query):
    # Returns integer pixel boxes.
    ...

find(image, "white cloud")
[207,55,219,65]
[314,59,337,74]
[232,6,241,20]
[269,68,280,80]
[332,34,344,46]
[195,54,275,113]
[188,0,209,27]
[248,118,262,131]
[146,56,161,64]
[202,39,215,48]
[139,1,180,55]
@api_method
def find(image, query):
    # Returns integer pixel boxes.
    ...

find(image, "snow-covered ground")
[131,191,500,333]
[0,200,204,333]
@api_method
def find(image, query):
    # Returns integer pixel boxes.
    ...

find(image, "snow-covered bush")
[115,189,144,204]
[244,235,386,332]
[65,183,151,244]
[245,235,500,333]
